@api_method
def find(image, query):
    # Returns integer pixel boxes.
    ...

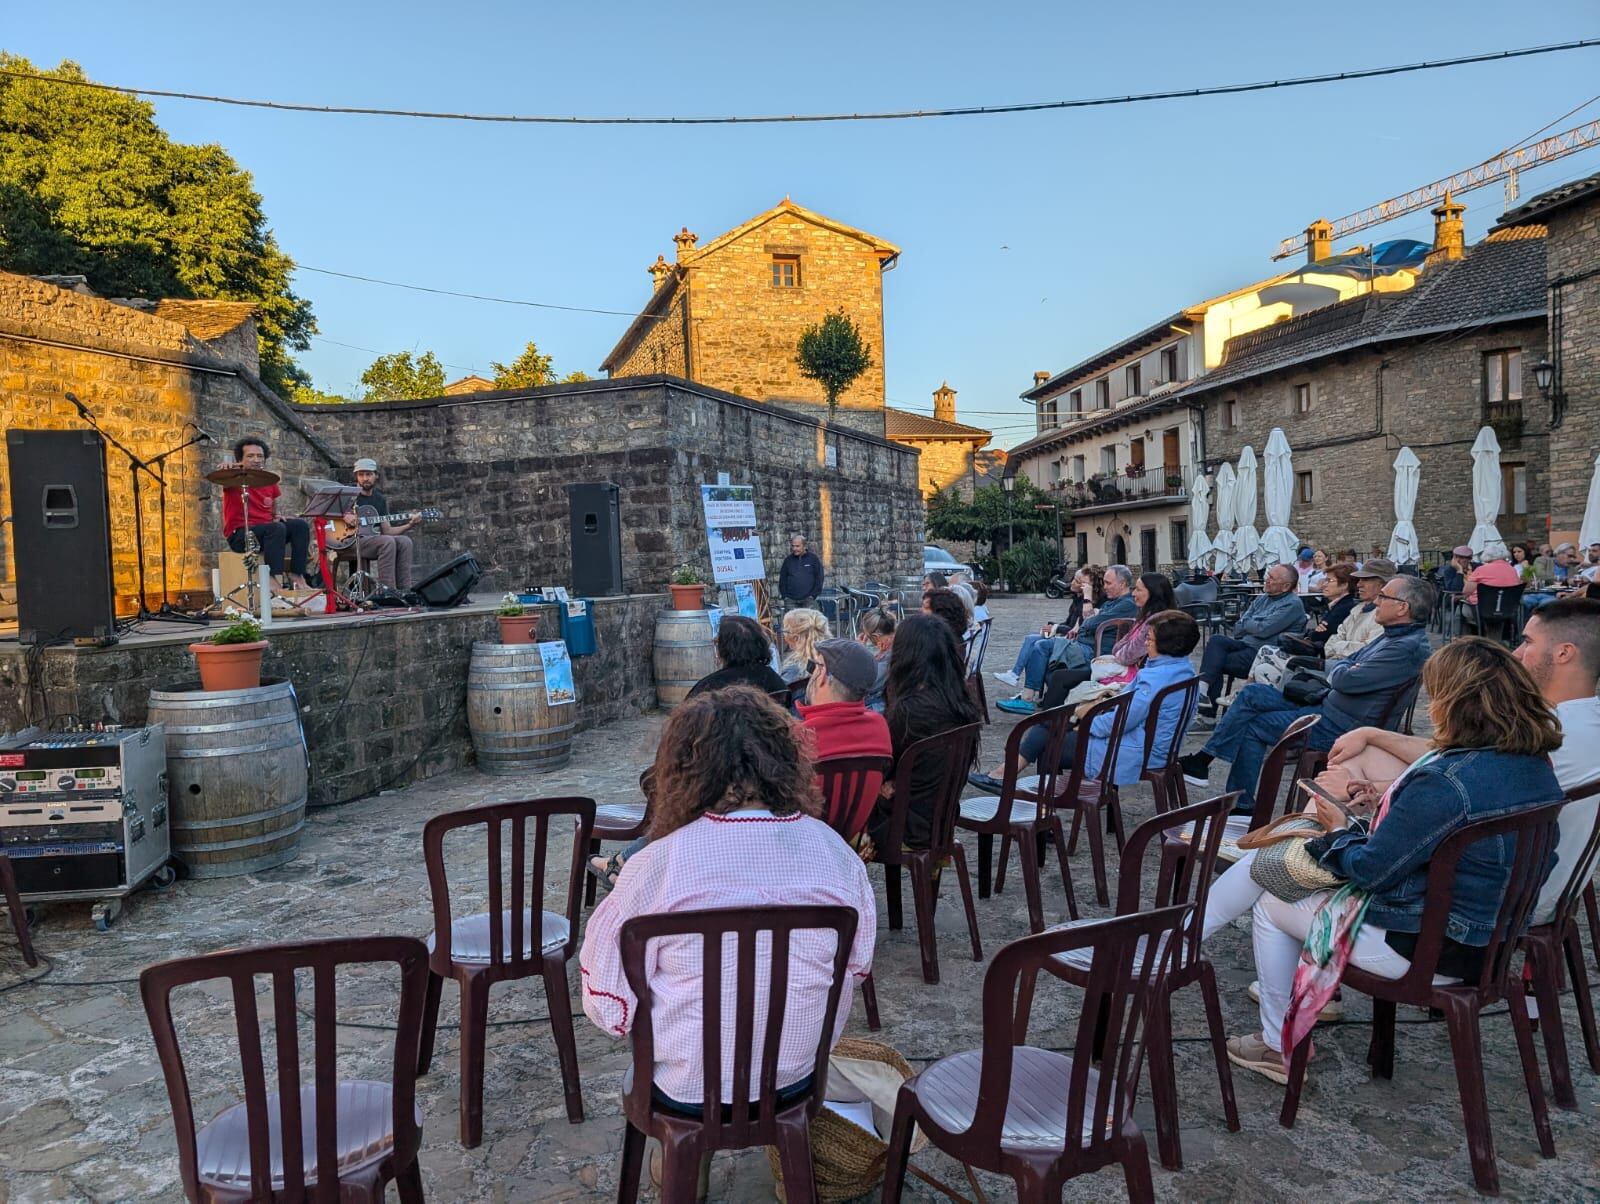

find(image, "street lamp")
[1002,473,1015,589]
[1532,358,1555,396]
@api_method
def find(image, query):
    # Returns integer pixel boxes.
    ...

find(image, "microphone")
[64,390,91,418]
[187,421,216,443]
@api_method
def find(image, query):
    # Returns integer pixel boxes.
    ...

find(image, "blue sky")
[8,3,1600,447]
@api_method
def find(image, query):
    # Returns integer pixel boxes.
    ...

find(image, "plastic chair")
[0,853,37,967]
[1469,582,1526,646]
[1278,801,1566,1195]
[1012,792,1242,1170]
[420,796,595,1146]
[874,724,984,984]
[965,618,994,723]
[1138,677,1202,815]
[817,753,894,1032]
[584,770,653,908]
[1052,692,1137,906]
[614,905,858,1204]
[881,906,1193,1203]
[1095,618,1134,656]
[140,935,428,1203]
[956,705,1081,933]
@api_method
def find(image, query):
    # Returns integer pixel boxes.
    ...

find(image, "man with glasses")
[1179,575,1434,815]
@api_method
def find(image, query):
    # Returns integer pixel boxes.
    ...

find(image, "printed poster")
[700,484,766,584]
[734,582,758,619]
[538,641,576,706]
[706,607,722,638]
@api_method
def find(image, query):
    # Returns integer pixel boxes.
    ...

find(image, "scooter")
[1043,562,1073,599]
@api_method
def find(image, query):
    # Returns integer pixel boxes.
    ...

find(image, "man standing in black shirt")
[778,535,824,610]
[345,457,416,589]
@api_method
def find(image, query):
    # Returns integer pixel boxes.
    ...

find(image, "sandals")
[586,852,625,891]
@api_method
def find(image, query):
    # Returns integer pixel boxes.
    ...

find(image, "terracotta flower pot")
[190,640,268,692]
[498,613,539,644]
[669,584,705,611]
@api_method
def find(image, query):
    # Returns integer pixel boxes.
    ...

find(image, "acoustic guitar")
[324,506,443,550]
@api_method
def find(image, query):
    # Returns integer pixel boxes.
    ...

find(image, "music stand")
[302,484,362,614]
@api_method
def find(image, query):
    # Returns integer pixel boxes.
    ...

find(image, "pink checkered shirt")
[579,809,876,1104]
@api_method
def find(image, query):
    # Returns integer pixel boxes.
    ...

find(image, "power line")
[3,39,1597,127]
[297,265,640,316]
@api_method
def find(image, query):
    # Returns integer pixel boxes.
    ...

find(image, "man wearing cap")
[1294,547,1322,594]
[1435,546,1475,596]
[344,458,417,590]
[798,639,893,837]
[1321,558,1392,660]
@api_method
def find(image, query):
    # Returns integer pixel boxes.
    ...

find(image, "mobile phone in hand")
[1300,779,1355,823]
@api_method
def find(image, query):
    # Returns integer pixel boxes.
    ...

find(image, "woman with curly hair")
[780,607,832,682]
[578,686,876,1108]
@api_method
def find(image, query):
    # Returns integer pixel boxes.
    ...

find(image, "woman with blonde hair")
[780,607,832,682]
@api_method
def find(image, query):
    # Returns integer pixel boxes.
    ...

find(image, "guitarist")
[344,457,416,590]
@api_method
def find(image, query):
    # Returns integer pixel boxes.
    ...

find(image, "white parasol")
[1259,428,1299,570]
[1468,426,1504,556]
[1580,451,1600,550]
[1188,472,1214,564]
[1233,446,1262,571]
[1211,463,1237,573]
[1386,447,1421,565]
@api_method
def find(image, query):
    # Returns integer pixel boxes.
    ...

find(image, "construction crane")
[1273,117,1600,260]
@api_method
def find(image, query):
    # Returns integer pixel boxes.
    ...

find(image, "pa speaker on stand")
[567,482,622,596]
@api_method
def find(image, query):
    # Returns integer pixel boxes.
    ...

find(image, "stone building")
[1493,172,1600,540]
[600,199,899,437]
[1178,206,1550,558]
[885,383,1001,499]
[442,374,495,395]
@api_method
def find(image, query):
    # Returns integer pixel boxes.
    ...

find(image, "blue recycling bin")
[559,598,597,656]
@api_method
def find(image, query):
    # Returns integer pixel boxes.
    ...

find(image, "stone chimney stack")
[673,227,699,261]
[1306,219,1333,265]
[932,381,957,424]
[1033,370,1051,389]
[647,254,673,289]
[1426,192,1466,265]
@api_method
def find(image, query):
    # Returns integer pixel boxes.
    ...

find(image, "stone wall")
[1195,320,1549,556]
[1545,195,1600,535]
[902,436,985,499]
[0,595,662,807]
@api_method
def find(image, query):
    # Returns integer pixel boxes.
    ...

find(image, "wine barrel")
[652,608,718,708]
[467,642,574,774]
[146,678,309,878]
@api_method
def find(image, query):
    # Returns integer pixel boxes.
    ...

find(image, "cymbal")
[206,466,280,489]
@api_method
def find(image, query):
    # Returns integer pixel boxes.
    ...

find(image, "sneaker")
[993,670,1020,688]
[1189,712,1219,733]
[1226,1032,1297,1085]
[967,771,1006,793]
[996,697,1037,716]
[1180,753,1212,787]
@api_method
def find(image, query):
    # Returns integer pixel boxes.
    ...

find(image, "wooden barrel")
[467,642,575,774]
[147,678,309,878]
[652,608,718,708]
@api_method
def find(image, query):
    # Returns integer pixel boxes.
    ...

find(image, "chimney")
[1033,370,1051,389]
[1426,192,1466,265]
[647,254,673,289]
[673,227,699,261]
[1306,219,1333,265]
[932,381,956,424]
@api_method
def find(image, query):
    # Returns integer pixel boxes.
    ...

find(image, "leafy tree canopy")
[795,309,871,417]
[926,477,1059,562]
[0,55,315,395]
[359,351,445,402]
[491,339,591,388]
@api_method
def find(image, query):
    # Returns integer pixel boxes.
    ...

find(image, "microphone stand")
[145,428,211,624]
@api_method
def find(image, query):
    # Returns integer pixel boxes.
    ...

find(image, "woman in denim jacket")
[1227,638,1563,1084]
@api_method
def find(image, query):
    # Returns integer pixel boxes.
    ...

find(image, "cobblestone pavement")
[1,594,1597,1201]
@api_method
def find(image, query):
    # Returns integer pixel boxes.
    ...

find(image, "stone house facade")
[885,383,1000,499]
[601,200,898,437]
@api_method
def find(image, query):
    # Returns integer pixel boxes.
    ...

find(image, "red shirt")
[221,484,281,539]
[797,700,893,838]
[1464,558,1520,603]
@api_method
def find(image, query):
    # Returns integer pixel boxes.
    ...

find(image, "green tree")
[562,369,592,383]
[925,480,1057,570]
[291,384,354,406]
[491,340,556,388]
[0,55,315,394]
[795,310,872,418]
[359,351,445,401]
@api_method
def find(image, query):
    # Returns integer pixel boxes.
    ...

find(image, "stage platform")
[0,593,664,807]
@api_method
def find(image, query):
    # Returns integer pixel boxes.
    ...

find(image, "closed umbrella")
[1259,428,1298,570]
[1233,446,1262,571]
[1580,451,1600,549]
[1386,446,1421,565]
[1211,463,1237,573]
[1468,426,1503,556]
[1188,472,1214,564]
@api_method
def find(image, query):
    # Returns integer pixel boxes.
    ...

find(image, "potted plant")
[496,593,539,644]
[668,564,705,611]
[190,609,268,692]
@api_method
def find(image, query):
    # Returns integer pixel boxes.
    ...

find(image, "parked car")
[923,545,978,582]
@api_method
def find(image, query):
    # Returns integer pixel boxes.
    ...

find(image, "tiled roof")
[1493,172,1600,230]
[150,299,257,340]
[1022,311,1187,400]
[1483,223,1547,242]
[443,374,496,395]
[884,407,991,440]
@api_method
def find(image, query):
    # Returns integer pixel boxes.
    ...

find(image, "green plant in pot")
[669,564,705,611]
[190,609,268,692]
[496,592,538,644]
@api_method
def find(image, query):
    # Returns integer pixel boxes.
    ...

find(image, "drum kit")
[204,464,278,612]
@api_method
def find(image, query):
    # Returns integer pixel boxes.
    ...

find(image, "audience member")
[921,571,948,595]
[857,607,895,713]
[993,567,1099,690]
[687,615,788,699]
[922,587,970,647]
[579,686,876,1108]
[1279,564,1357,657]
[1435,545,1474,595]
[971,582,991,624]
[1224,638,1563,1084]
[1532,543,1557,585]
[1461,541,1520,608]
[1194,564,1306,717]
[1295,547,1325,594]
[1092,571,1176,686]
[798,639,894,838]
[779,607,831,682]
[1075,564,1138,655]
[1320,558,1390,661]
[1553,542,1579,585]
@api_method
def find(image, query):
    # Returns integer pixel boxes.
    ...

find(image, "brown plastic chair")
[965,618,994,723]
[614,905,858,1204]
[1278,800,1566,1195]
[1138,677,1202,814]
[816,753,894,1031]
[420,796,595,1146]
[0,853,37,967]
[875,724,984,984]
[584,769,653,907]
[1037,691,1135,906]
[1520,780,1600,1110]
[1095,617,1135,657]
[882,905,1192,1203]
[140,935,428,1203]
[1241,713,1321,833]
[956,704,1081,934]
[1013,792,1242,1170]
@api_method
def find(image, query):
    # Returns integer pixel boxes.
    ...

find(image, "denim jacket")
[1311,748,1562,946]
[1087,655,1196,786]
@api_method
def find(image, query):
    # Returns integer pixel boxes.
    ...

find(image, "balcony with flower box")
[1053,465,1194,514]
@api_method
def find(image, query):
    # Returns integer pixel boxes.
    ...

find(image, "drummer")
[218,436,312,591]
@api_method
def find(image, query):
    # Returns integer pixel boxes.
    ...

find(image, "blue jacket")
[1230,590,1306,650]
[1322,622,1431,731]
[1075,593,1137,655]
[1312,748,1562,945]
[1086,655,1196,786]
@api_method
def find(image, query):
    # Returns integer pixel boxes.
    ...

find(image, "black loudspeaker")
[411,553,481,608]
[567,482,622,597]
[6,429,117,644]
